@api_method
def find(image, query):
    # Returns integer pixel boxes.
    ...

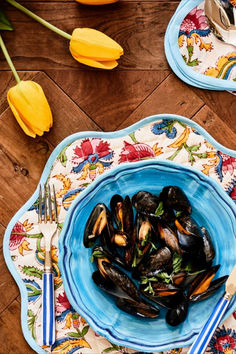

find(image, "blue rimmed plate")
[58,159,236,352]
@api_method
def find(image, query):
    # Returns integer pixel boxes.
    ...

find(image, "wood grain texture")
[0,0,235,352]
[47,69,170,130]
[117,73,205,130]
[0,300,35,354]
[192,105,236,150]
[1,1,178,70]
[0,251,19,314]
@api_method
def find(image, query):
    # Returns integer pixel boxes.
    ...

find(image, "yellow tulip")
[75,0,118,4]
[7,81,53,138]
[70,28,123,69]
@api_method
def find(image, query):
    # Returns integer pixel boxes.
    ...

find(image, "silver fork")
[38,184,58,346]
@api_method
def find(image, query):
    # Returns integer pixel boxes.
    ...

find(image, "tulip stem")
[0,35,21,83]
[5,0,72,40]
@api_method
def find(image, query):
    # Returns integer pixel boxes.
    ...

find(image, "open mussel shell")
[158,224,181,254]
[160,186,191,214]
[177,230,204,255]
[84,203,108,248]
[141,290,185,309]
[116,298,160,318]
[132,191,160,216]
[187,264,224,301]
[166,294,189,327]
[92,245,127,270]
[133,247,172,279]
[102,261,141,302]
[190,275,228,302]
[175,215,203,238]
[110,195,134,235]
[201,227,215,264]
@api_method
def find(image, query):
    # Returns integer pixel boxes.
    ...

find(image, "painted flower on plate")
[72,138,113,180]
[9,220,32,255]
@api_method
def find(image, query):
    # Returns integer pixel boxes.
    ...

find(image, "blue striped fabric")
[42,272,55,346]
[188,296,229,354]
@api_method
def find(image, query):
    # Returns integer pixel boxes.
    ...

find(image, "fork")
[38,184,58,346]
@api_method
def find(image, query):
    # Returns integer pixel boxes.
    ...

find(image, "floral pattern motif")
[178,2,236,81]
[6,117,236,353]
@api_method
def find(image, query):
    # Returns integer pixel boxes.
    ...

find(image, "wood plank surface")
[1,1,178,70]
[0,0,235,353]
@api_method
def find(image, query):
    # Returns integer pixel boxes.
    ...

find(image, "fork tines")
[38,184,58,224]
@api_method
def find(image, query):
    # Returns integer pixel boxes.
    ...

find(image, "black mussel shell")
[190,275,228,302]
[188,264,220,300]
[102,261,141,302]
[141,290,185,309]
[134,247,172,279]
[166,295,189,326]
[177,230,204,255]
[176,215,203,238]
[92,271,135,300]
[158,224,181,254]
[84,203,108,248]
[160,186,191,214]
[110,194,123,230]
[140,281,180,298]
[201,227,215,264]
[116,298,160,318]
[92,245,128,270]
[172,271,187,286]
[132,191,160,215]
[122,196,134,235]
[110,195,134,235]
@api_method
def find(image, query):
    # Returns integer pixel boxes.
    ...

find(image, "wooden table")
[0,1,235,352]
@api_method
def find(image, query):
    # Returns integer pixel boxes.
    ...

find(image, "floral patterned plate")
[164,0,236,91]
[3,114,236,353]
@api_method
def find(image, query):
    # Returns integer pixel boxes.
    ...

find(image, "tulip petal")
[72,54,118,69]
[7,94,36,138]
[7,81,53,136]
[70,28,123,61]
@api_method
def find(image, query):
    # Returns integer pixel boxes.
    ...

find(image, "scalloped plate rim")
[164,0,236,91]
[58,159,236,352]
[3,113,236,354]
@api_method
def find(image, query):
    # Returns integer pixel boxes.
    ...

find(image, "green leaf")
[81,325,89,337]
[0,9,14,31]
[155,201,164,217]
[90,249,105,263]
[58,145,69,167]
[22,266,43,279]
[156,272,173,284]
[144,281,155,295]
[172,252,182,274]
[176,211,182,218]
[67,331,81,338]
[189,144,201,152]
[189,154,196,165]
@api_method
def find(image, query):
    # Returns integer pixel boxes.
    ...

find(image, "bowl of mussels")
[59,159,236,352]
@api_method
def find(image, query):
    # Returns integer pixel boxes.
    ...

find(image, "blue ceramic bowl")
[59,160,236,352]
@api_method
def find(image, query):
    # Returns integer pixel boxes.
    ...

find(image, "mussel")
[188,265,228,302]
[110,195,134,236]
[101,261,141,302]
[201,227,215,264]
[116,298,159,318]
[166,294,189,326]
[133,247,172,279]
[158,223,181,254]
[160,186,191,214]
[132,191,160,216]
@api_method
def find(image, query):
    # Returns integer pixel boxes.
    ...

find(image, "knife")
[188,265,236,354]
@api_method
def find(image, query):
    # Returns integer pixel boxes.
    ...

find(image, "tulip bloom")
[7,81,53,138]
[75,0,118,5]
[6,0,124,70]
[70,28,123,69]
